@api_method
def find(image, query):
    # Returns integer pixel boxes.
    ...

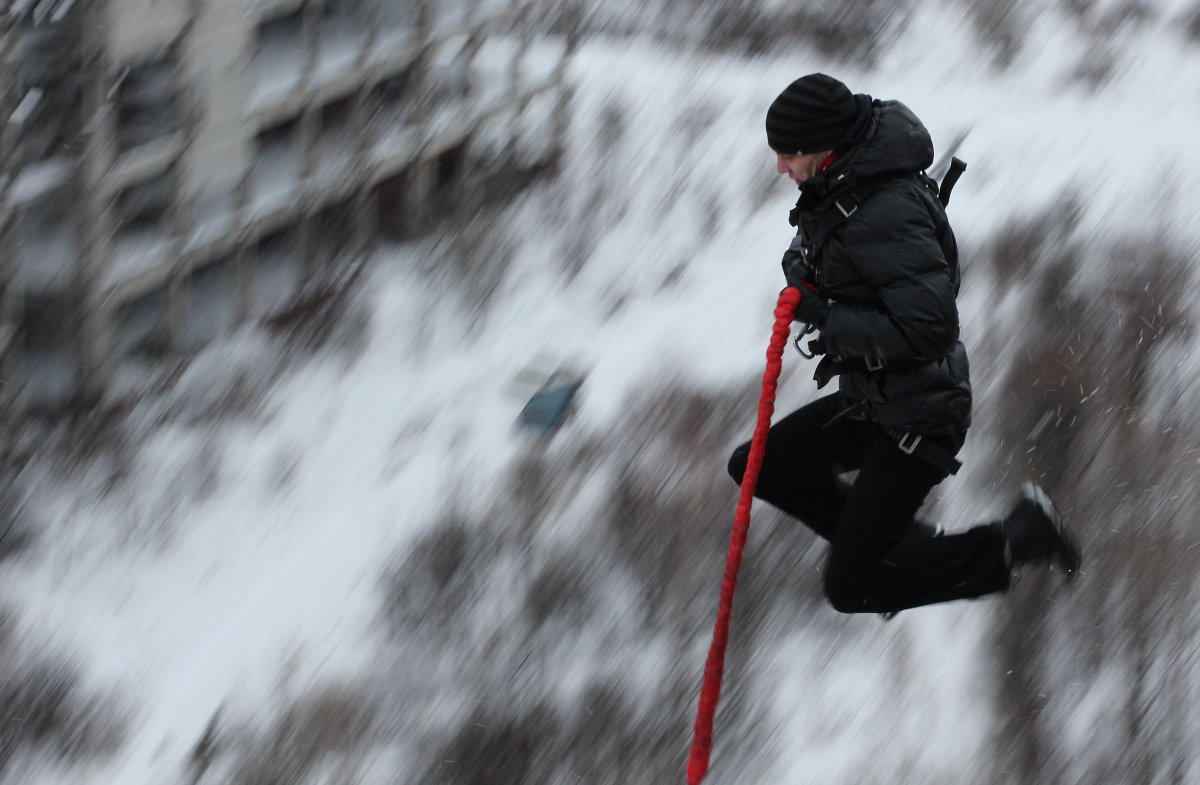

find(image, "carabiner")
[793,323,818,358]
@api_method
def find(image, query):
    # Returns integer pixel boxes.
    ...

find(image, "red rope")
[687,286,800,785]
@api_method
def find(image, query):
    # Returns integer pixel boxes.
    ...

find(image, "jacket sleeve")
[819,185,959,363]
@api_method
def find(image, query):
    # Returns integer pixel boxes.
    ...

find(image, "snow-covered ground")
[6,2,1200,783]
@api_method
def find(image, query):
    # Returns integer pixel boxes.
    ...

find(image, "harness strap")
[886,428,963,475]
[937,157,967,207]
[813,353,939,389]
[825,354,935,375]
[790,162,967,277]
[793,181,886,267]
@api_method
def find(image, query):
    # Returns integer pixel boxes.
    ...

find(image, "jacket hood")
[803,100,934,198]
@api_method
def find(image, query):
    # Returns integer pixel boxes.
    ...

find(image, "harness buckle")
[897,432,922,455]
[836,198,858,218]
[865,356,885,372]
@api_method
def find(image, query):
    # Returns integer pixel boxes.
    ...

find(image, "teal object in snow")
[518,372,583,434]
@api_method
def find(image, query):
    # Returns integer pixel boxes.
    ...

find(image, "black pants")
[728,394,1010,614]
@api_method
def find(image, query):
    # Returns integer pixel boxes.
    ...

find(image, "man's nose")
[775,154,788,175]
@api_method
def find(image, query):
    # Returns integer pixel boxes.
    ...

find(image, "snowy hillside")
[5,2,1200,784]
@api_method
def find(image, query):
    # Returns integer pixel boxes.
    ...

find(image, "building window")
[250,225,304,319]
[430,0,473,33]
[13,173,78,295]
[436,144,465,193]
[253,8,306,106]
[17,294,81,404]
[251,116,303,215]
[315,95,356,180]
[369,68,411,153]
[316,0,364,80]
[375,0,419,49]
[433,143,466,214]
[12,15,84,165]
[188,181,238,249]
[427,34,471,105]
[116,173,172,237]
[311,198,357,273]
[112,172,174,282]
[373,168,411,243]
[114,287,171,358]
[181,258,238,351]
[114,52,179,154]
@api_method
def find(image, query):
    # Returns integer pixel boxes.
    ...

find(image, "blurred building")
[0,0,574,413]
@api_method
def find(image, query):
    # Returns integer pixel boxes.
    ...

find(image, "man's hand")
[792,281,829,326]
[781,232,821,290]
[781,243,812,289]
[805,334,827,357]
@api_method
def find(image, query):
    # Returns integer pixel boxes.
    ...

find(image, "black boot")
[1001,483,1082,576]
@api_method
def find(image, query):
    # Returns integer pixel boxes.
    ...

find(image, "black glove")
[781,235,813,289]
[792,281,829,327]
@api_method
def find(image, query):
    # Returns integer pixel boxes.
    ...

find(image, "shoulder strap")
[937,157,967,207]
[796,177,892,266]
[796,162,964,267]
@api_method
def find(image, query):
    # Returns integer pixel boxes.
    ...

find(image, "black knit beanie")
[765,73,857,155]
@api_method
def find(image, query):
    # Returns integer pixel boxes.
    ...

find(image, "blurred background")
[3,0,1200,783]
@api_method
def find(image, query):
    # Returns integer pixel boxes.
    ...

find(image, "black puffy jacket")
[783,99,971,436]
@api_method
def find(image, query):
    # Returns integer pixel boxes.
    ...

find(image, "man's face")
[775,151,828,186]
